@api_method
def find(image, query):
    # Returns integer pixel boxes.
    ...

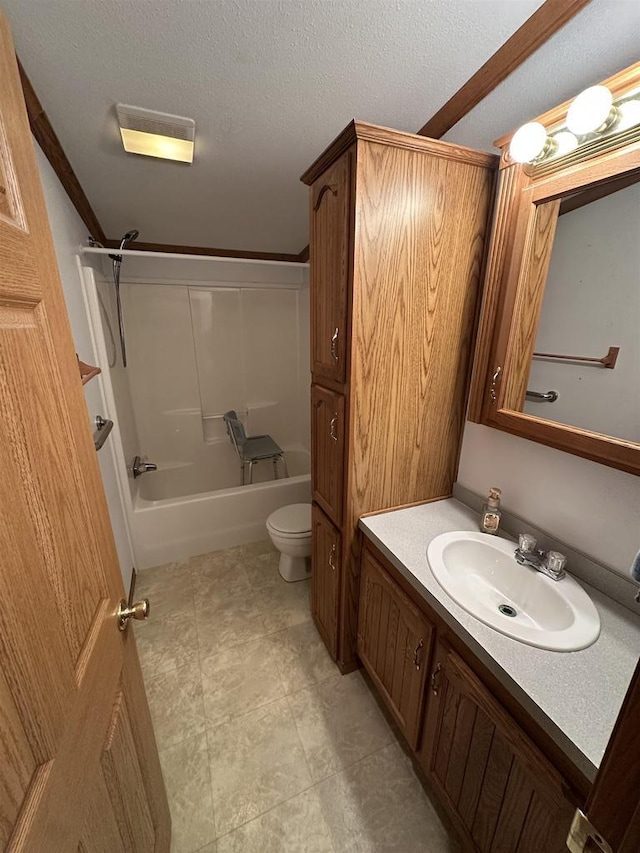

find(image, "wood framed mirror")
[468,62,640,476]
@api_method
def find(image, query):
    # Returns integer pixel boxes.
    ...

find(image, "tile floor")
[135,540,460,853]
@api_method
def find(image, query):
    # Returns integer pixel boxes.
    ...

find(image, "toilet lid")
[268,503,312,535]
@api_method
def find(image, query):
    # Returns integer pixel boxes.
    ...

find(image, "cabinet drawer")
[310,150,351,385]
[357,546,434,749]
[420,641,576,853]
[311,384,345,525]
[311,504,341,660]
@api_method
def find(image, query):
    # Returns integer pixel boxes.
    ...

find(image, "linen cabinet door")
[311,383,345,525]
[420,642,577,853]
[310,149,351,385]
[311,504,341,659]
[357,547,433,750]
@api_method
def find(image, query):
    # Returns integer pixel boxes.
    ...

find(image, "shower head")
[118,230,139,251]
[109,230,140,262]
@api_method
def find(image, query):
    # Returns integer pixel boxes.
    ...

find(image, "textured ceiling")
[443,0,640,152]
[2,1,638,254]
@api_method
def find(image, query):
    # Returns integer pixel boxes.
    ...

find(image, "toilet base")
[279,553,311,583]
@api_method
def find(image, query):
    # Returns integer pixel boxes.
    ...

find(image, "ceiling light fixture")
[116,104,195,163]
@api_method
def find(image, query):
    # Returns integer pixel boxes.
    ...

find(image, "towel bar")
[525,389,558,402]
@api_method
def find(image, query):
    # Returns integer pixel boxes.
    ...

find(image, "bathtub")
[130,449,311,568]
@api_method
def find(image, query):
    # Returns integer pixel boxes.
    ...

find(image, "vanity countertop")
[359,498,640,781]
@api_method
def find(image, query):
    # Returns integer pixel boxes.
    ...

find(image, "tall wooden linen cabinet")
[301,121,497,672]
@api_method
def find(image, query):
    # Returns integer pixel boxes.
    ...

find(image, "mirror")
[467,61,640,475]
[520,178,640,444]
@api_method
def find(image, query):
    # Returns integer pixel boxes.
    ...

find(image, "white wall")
[458,422,640,579]
[190,286,305,444]
[107,257,310,497]
[35,144,135,590]
[124,282,218,494]
[523,183,640,441]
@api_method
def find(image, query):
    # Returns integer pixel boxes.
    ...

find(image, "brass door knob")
[117,598,150,631]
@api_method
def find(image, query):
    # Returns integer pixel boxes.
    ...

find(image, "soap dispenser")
[481,487,502,535]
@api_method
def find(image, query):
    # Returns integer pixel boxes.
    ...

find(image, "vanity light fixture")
[509,83,640,166]
[116,104,195,164]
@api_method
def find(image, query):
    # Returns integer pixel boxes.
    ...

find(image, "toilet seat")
[266,503,312,537]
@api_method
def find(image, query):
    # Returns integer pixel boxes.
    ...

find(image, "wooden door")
[310,149,351,385]
[311,504,341,659]
[0,13,170,851]
[569,657,640,853]
[311,383,345,525]
[357,547,433,749]
[420,641,576,853]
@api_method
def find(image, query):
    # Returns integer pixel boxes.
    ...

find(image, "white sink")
[427,531,600,651]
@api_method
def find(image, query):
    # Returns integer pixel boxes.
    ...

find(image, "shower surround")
[82,253,310,568]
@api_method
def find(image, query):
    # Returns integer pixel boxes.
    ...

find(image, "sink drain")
[498,603,517,618]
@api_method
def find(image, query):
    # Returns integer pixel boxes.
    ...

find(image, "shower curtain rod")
[80,246,309,268]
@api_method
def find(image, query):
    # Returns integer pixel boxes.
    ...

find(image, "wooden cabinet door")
[311,504,341,659]
[357,547,433,749]
[310,149,351,385]
[311,384,345,525]
[420,642,576,853]
[0,14,169,852]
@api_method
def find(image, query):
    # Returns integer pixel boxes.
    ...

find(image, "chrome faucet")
[514,533,567,581]
[132,455,157,478]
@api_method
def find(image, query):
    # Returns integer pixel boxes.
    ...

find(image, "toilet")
[266,503,312,582]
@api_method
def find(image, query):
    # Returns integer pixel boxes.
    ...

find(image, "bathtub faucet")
[132,456,158,479]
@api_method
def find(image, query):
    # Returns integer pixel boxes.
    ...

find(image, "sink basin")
[427,531,600,651]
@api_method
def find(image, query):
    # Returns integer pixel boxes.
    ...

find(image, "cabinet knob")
[328,543,337,571]
[413,638,424,670]
[430,662,442,694]
[330,414,338,442]
[330,327,339,361]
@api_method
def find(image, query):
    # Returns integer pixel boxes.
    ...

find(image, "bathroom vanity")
[356,497,640,853]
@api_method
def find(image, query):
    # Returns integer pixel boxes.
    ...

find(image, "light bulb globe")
[566,86,614,135]
[509,122,548,164]
[617,99,640,131]
[553,131,579,156]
